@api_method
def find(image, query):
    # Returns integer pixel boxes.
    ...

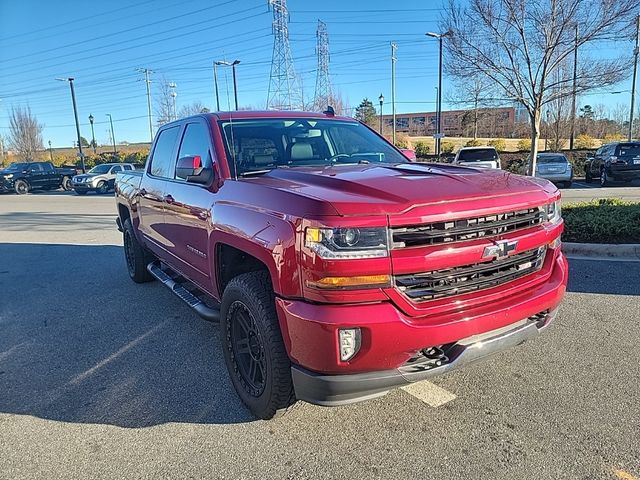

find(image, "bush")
[488,138,506,152]
[517,138,532,151]
[603,133,625,143]
[441,141,455,154]
[574,134,596,149]
[504,158,527,174]
[414,141,430,158]
[562,199,640,244]
[394,134,411,149]
[465,138,482,147]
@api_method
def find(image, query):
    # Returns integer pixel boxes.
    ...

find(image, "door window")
[111,165,123,173]
[175,122,212,179]
[149,126,180,178]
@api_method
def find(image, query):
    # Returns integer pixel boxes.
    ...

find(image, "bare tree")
[444,0,638,173]
[449,76,495,139]
[177,101,210,118]
[8,106,43,161]
[154,76,176,126]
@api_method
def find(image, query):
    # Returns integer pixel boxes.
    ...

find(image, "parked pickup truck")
[115,111,568,419]
[0,161,77,194]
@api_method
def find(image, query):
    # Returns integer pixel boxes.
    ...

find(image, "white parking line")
[401,381,457,407]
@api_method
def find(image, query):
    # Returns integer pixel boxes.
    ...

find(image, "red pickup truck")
[115,111,567,419]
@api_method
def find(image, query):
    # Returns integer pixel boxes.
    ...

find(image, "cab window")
[149,126,180,178]
[175,122,213,180]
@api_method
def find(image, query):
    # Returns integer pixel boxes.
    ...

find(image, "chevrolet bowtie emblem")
[483,240,518,259]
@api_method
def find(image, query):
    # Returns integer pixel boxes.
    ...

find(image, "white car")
[72,163,136,195]
[453,146,501,169]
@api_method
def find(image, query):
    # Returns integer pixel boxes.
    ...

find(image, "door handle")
[164,194,175,204]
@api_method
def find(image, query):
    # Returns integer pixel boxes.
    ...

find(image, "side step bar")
[147,262,220,322]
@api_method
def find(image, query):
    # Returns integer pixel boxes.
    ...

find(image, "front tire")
[123,218,154,283]
[221,271,295,419]
[14,180,29,195]
[600,168,612,187]
[97,181,109,194]
[75,190,87,196]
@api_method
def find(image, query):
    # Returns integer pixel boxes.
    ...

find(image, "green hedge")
[562,199,640,244]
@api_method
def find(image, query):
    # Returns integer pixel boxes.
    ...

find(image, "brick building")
[380,106,517,138]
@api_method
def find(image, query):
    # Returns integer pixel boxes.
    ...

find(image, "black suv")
[0,161,77,194]
[585,141,640,187]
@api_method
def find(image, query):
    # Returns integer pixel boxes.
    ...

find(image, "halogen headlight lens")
[4,174,13,179]
[305,227,388,259]
[546,200,562,224]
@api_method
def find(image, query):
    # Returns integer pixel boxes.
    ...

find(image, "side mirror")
[176,155,212,184]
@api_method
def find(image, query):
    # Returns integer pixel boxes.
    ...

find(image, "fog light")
[339,328,361,362]
[549,236,561,249]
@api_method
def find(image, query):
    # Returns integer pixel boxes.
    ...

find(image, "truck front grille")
[391,207,545,248]
[395,247,547,302]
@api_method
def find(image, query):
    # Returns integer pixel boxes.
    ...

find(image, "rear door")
[161,119,215,290]
[109,165,123,188]
[41,162,59,187]
[138,125,181,254]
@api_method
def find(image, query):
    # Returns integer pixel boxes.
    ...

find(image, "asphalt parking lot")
[1,192,639,479]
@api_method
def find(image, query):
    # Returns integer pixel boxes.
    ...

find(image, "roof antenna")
[323,105,335,116]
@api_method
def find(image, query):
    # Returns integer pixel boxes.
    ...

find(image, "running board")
[147,262,220,322]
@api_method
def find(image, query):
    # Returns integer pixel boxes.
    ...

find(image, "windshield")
[4,162,29,172]
[457,148,498,161]
[218,118,407,176]
[537,155,567,164]
[88,164,111,174]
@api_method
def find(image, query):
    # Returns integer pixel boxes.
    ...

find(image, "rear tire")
[61,176,72,191]
[123,218,154,283]
[75,190,87,196]
[563,181,572,188]
[220,271,295,420]
[585,168,592,183]
[14,180,29,195]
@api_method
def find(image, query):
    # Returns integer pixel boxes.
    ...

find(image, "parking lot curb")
[562,242,640,260]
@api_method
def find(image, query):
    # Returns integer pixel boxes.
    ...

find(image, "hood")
[244,163,557,216]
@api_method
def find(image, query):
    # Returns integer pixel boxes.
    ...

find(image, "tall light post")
[629,15,639,141]
[391,42,397,145]
[378,93,384,135]
[56,77,86,173]
[88,114,97,154]
[214,60,241,110]
[48,140,53,162]
[426,31,450,159]
[106,114,117,155]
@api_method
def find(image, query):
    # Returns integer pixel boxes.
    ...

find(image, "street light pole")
[106,114,117,155]
[391,42,397,145]
[378,93,384,135]
[231,60,240,110]
[48,140,53,162]
[88,114,96,154]
[426,32,449,160]
[56,77,85,173]
[629,15,640,141]
[213,62,220,111]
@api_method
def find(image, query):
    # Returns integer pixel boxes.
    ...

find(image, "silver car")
[72,163,135,195]
[532,153,573,188]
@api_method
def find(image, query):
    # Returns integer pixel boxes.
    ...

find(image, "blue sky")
[0,0,637,147]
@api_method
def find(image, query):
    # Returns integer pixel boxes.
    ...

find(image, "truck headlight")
[546,200,561,225]
[305,227,388,259]
[339,328,361,362]
[3,174,13,179]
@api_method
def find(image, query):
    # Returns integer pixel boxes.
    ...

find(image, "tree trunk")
[473,97,479,140]
[529,109,541,175]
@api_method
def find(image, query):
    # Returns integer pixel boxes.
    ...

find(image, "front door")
[161,120,215,292]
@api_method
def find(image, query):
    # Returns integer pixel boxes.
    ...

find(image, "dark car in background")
[0,161,77,194]
[585,141,640,187]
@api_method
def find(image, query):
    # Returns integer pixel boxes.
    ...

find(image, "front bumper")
[292,308,556,406]
[277,251,568,405]
[72,183,96,191]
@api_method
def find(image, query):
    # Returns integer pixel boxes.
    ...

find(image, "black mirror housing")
[176,155,213,184]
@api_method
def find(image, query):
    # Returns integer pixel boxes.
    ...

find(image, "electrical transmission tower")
[313,20,332,112]
[266,0,302,110]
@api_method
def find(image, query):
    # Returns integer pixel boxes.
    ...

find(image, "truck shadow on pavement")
[0,243,256,427]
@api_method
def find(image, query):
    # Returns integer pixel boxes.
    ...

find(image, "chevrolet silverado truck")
[0,161,77,194]
[115,111,568,419]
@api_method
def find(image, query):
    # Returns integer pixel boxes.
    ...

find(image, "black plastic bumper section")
[292,308,557,407]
